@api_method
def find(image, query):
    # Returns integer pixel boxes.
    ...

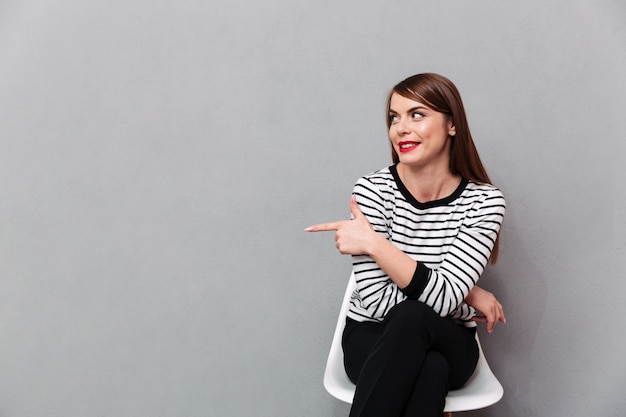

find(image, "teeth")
[400,143,417,149]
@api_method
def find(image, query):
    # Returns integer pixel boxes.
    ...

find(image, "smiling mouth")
[398,141,420,152]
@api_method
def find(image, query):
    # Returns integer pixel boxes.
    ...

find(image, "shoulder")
[359,166,393,182]
[463,181,505,203]
[354,166,395,192]
[461,181,506,220]
[352,166,398,212]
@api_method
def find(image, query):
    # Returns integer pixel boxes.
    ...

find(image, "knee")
[382,301,437,338]
[385,300,435,327]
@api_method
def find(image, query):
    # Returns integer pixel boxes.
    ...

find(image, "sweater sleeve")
[416,188,506,318]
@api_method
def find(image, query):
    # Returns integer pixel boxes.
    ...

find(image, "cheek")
[412,125,428,138]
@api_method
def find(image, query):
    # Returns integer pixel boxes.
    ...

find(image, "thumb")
[350,195,364,219]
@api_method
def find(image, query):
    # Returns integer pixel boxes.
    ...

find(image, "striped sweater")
[347,165,505,327]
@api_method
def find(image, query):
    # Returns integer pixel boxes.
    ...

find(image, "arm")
[306,180,505,320]
[413,189,505,317]
[306,197,499,320]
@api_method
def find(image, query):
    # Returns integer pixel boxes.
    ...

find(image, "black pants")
[342,300,479,417]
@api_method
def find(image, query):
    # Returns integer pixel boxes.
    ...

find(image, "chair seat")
[323,273,503,413]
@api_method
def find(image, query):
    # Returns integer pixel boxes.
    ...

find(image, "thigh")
[342,303,479,389]
[342,318,382,384]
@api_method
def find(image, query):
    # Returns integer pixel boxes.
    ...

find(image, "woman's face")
[388,93,455,170]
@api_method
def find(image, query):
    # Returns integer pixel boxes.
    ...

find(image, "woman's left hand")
[465,286,506,334]
[305,195,377,255]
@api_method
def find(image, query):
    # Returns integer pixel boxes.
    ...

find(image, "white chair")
[323,273,504,416]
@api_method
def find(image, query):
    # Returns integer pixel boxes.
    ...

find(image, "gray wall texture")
[1,0,625,416]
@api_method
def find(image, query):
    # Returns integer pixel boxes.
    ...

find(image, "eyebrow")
[389,106,429,114]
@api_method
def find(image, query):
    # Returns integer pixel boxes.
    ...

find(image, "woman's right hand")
[304,195,379,256]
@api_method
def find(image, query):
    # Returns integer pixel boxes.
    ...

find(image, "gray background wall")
[1,0,624,416]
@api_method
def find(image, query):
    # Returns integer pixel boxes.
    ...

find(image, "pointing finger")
[304,221,346,232]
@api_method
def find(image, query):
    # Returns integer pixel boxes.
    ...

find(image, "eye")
[388,114,399,124]
[411,111,424,119]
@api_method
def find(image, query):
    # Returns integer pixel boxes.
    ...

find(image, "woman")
[306,73,506,417]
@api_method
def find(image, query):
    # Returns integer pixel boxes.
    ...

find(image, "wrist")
[465,286,478,303]
[367,231,388,258]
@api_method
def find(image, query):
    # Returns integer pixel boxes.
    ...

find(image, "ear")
[448,123,456,137]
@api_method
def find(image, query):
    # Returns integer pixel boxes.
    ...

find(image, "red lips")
[398,141,420,153]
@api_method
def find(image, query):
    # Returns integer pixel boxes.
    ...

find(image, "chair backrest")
[323,272,504,413]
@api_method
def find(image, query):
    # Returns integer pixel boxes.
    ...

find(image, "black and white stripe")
[346,165,505,327]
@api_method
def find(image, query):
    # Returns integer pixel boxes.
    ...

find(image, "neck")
[397,163,461,203]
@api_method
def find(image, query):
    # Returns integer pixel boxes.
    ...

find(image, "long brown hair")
[386,73,501,263]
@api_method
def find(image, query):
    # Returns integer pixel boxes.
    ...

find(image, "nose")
[395,117,410,135]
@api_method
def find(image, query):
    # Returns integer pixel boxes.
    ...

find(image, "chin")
[398,154,422,165]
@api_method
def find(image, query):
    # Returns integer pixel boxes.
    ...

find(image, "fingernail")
[304,227,313,232]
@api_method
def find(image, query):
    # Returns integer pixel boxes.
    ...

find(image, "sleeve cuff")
[399,262,430,300]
